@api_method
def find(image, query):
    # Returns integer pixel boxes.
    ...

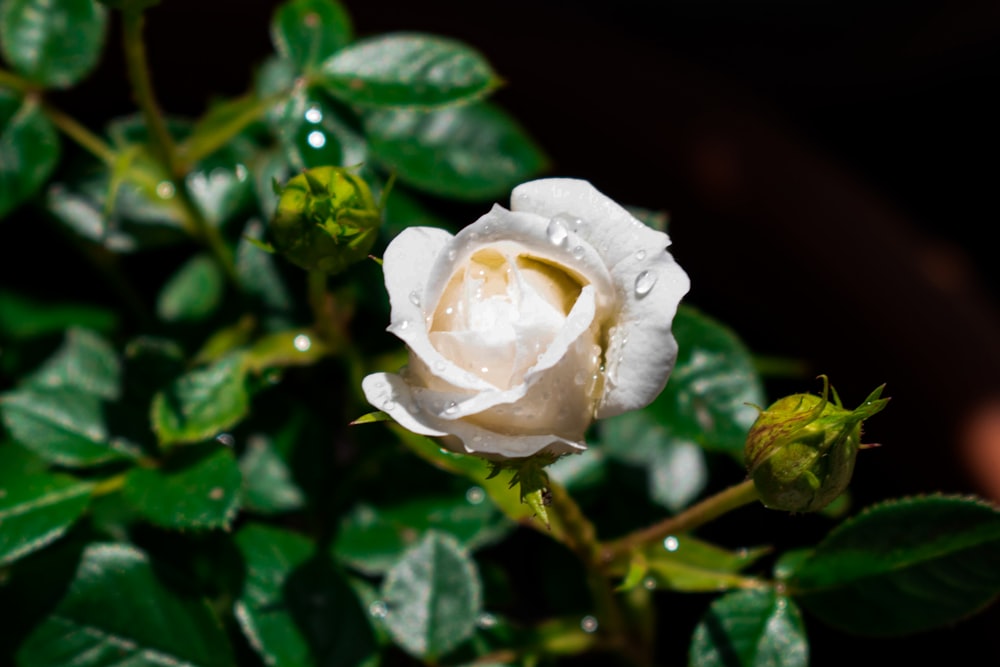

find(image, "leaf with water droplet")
[270,0,353,74]
[380,531,482,659]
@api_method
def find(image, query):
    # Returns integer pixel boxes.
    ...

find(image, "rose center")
[428,247,582,389]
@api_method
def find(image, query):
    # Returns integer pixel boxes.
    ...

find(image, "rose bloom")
[362,178,689,459]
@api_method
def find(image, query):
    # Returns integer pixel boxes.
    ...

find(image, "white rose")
[362,178,690,459]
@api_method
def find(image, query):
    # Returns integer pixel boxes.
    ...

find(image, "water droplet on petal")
[434,360,446,372]
[546,217,569,246]
[581,615,599,633]
[383,400,396,411]
[397,319,409,331]
[635,249,647,261]
[571,245,585,259]
[634,270,657,296]
[664,535,680,552]
[443,401,458,415]
[408,291,421,306]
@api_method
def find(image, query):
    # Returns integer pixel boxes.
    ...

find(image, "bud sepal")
[745,376,889,513]
[269,166,381,275]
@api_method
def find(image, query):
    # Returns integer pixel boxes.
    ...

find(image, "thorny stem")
[601,478,760,563]
[120,9,238,285]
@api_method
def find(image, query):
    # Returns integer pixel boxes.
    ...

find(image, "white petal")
[361,372,447,437]
[596,249,689,416]
[383,226,496,393]
[511,178,691,415]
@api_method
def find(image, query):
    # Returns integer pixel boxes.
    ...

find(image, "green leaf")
[122,444,242,530]
[333,493,513,575]
[617,535,769,593]
[17,543,236,667]
[24,327,121,400]
[151,353,250,446]
[648,305,765,458]
[235,523,375,667]
[245,329,332,372]
[380,530,482,660]
[0,0,107,88]
[271,0,353,74]
[321,33,500,108]
[785,495,1000,636]
[237,218,294,318]
[0,290,117,340]
[599,407,708,512]
[0,90,59,218]
[1,386,139,467]
[267,87,369,171]
[156,253,227,322]
[239,433,305,515]
[364,102,547,200]
[689,589,808,667]
[0,445,93,566]
[381,186,455,240]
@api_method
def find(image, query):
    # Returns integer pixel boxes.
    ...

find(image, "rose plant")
[1,1,1000,667]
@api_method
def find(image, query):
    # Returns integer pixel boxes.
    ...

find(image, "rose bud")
[269,166,380,274]
[362,178,690,460]
[745,377,889,512]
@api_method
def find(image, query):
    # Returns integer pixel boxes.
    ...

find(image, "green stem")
[120,9,238,285]
[41,102,116,165]
[601,479,760,563]
[546,482,650,665]
[0,67,34,94]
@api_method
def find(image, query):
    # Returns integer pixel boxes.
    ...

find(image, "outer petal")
[362,372,447,437]
[511,178,691,416]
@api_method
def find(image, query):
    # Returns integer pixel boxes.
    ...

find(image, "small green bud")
[269,166,381,275]
[745,376,888,513]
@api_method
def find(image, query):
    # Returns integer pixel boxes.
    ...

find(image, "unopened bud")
[269,166,380,274]
[745,376,888,512]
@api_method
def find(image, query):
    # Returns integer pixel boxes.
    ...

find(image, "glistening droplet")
[409,291,421,306]
[634,270,657,296]
[581,616,599,633]
[546,217,569,246]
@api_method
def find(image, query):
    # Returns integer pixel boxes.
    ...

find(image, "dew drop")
[571,245,584,259]
[476,612,497,629]
[293,334,312,352]
[634,270,657,296]
[434,360,446,372]
[383,400,396,411]
[466,486,485,504]
[306,130,326,148]
[643,577,657,590]
[546,217,569,246]
[216,433,235,447]
[156,181,175,199]
[304,106,323,123]
[664,535,680,552]
[408,291,421,306]
[369,600,388,618]
[396,319,410,331]
[443,401,458,415]
[447,249,457,261]
[580,615,599,633]
[635,249,647,261]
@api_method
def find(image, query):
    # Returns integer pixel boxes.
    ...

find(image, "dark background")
[39,0,1000,664]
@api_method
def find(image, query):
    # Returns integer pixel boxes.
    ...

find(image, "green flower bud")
[269,166,381,275]
[745,377,888,513]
